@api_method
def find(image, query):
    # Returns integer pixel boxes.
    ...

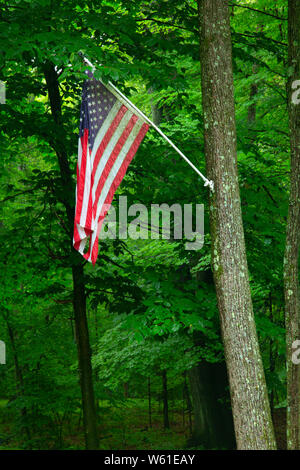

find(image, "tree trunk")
[72,263,99,449]
[269,292,275,417]
[6,320,24,395]
[197,0,276,449]
[188,361,235,449]
[183,372,193,436]
[148,376,152,428]
[6,318,31,442]
[123,382,129,399]
[285,0,300,450]
[43,62,99,450]
[162,370,169,429]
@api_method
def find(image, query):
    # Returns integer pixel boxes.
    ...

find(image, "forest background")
[0,0,298,451]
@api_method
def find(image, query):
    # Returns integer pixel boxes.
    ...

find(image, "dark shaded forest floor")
[74,399,195,450]
[0,399,192,450]
[67,400,192,450]
[0,399,287,450]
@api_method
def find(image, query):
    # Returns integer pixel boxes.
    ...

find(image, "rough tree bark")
[284,0,300,451]
[43,62,99,449]
[197,0,276,449]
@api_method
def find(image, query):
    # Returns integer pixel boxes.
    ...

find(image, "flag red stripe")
[75,129,88,225]
[91,105,127,183]
[73,220,81,250]
[74,79,150,264]
[81,109,134,263]
[89,122,149,264]
[92,114,138,220]
[84,155,93,231]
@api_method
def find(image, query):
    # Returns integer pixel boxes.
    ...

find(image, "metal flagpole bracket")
[204,179,214,192]
[77,52,214,193]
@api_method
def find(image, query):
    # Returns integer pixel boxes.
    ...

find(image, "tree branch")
[229,2,287,21]
[235,32,287,47]
[135,17,194,32]
[0,188,40,204]
[262,185,279,207]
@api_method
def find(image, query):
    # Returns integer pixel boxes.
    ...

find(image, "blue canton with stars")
[79,77,117,150]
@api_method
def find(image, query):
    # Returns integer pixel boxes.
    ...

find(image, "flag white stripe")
[92,109,134,203]
[77,102,121,232]
[77,137,83,173]
[73,137,85,249]
[73,221,88,254]
[79,134,92,228]
[90,101,123,168]
[76,224,88,254]
[75,101,130,253]
[78,237,87,255]
[87,118,144,261]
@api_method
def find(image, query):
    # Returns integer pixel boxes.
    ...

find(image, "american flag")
[73,76,149,264]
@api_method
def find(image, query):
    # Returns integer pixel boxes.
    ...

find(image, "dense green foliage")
[0,0,293,449]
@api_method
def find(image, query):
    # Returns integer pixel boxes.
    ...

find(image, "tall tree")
[284,0,300,451]
[197,0,276,449]
[43,62,99,450]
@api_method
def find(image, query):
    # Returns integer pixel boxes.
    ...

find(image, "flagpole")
[78,52,214,192]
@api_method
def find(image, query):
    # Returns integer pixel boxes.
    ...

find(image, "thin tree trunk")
[72,263,99,449]
[269,292,275,416]
[197,0,276,449]
[148,376,152,428]
[94,308,99,344]
[182,382,185,427]
[6,317,31,442]
[123,382,129,399]
[162,370,169,429]
[43,62,99,450]
[6,321,24,394]
[285,0,300,450]
[183,372,192,437]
